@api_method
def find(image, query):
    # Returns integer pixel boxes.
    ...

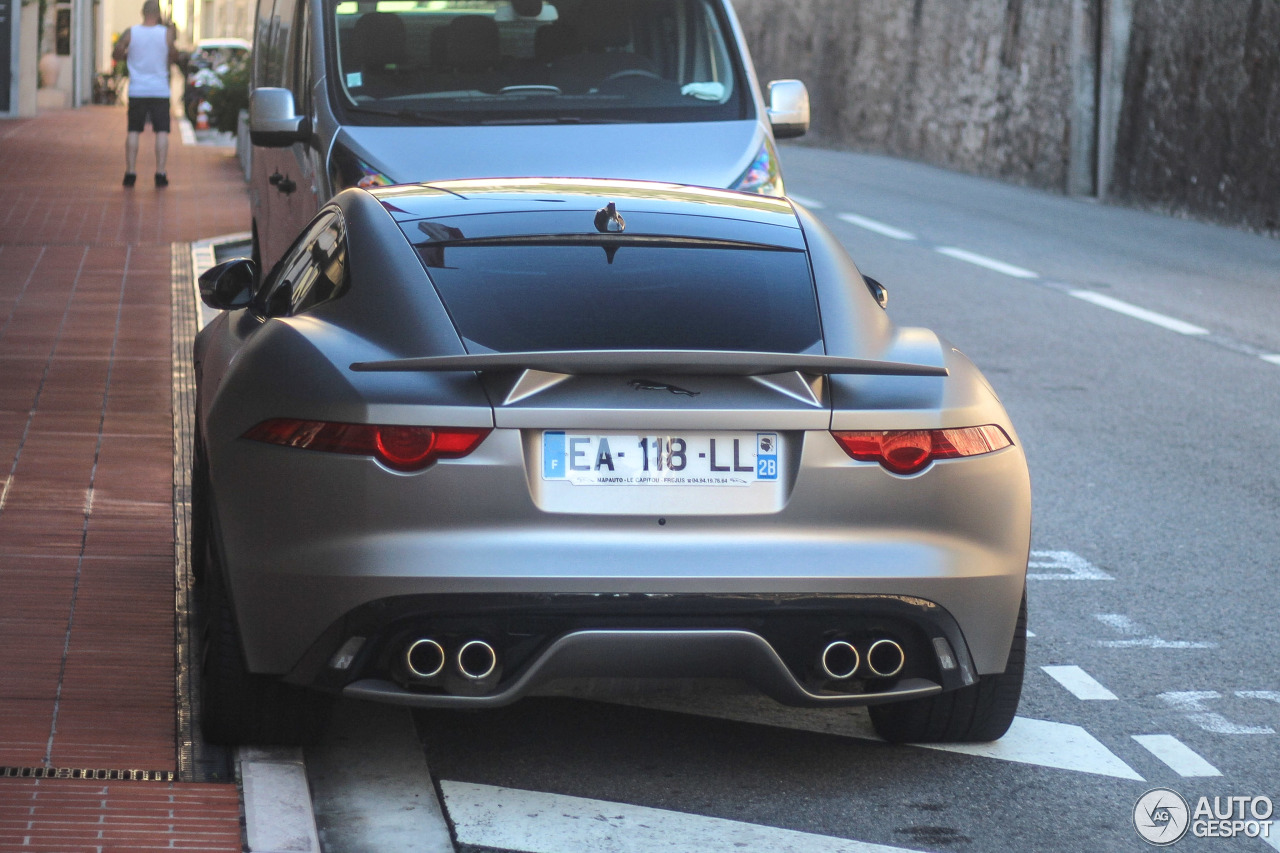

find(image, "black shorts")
[127,97,172,133]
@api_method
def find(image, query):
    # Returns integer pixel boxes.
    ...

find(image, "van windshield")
[329,0,749,125]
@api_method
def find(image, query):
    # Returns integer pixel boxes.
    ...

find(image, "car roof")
[369,178,804,250]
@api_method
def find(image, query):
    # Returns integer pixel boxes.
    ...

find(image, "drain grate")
[2,766,175,782]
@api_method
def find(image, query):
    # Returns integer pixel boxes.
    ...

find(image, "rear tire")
[868,592,1026,743]
[200,561,332,746]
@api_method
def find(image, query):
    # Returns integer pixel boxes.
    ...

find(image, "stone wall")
[733,0,1280,233]
[1112,0,1280,232]
[735,0,1077,190]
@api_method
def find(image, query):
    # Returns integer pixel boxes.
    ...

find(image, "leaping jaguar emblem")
[628,379,700,397]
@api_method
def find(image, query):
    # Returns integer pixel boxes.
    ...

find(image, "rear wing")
[350,350,948,377]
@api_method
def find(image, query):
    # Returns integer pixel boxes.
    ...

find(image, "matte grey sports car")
[194,178,1031,746]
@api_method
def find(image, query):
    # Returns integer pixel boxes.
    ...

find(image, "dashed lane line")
[1068,290,1209,336]
[787,193,826,209]
[934,246,1039,279]
[440,780,929,853]
[1042,665,1120,701]
[1132,735,1222,777]
[837,212,916,241]
[828,206,1279,367]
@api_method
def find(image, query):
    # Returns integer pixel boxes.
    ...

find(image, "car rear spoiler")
[349,350,948,377]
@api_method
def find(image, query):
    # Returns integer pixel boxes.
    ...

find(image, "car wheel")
[868,591,1026,743]
[200,561,332,746]
[189,432,209,584]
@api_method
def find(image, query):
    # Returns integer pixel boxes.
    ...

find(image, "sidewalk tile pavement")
[0,105,249,852]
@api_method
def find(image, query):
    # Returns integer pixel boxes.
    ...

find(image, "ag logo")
[1134,788,1190,845]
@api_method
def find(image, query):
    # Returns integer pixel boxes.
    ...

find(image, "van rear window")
[416,243,822,354]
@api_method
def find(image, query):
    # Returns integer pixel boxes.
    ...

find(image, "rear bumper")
[288,592,982,709]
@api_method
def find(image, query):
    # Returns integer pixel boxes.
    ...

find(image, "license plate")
[542,432,779,486]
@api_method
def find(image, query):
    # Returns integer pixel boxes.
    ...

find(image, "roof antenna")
[594,202,626,233]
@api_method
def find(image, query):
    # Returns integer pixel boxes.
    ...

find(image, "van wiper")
[346,104,464,125]
[479,116,631,126]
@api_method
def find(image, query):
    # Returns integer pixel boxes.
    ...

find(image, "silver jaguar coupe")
[194,178,1031,746]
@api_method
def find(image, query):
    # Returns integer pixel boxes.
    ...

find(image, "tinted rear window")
[417,243,821,353]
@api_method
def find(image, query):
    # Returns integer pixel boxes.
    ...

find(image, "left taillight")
[242,419,491,472]
[831,425,1012,475]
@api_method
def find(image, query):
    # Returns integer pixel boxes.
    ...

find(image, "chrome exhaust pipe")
[865,638,905,678]
[456,639,498,681]
[819,640,860,680]
[405,638,446,679]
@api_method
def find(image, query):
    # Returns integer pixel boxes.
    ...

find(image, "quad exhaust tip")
[866,638,905,678]
[456,639,498,681]
[819,640,860,680]
[405,638,446,679]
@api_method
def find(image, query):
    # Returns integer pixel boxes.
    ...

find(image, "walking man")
[112,0,177,187]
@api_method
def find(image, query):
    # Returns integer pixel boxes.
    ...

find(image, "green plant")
[205,59,250,134]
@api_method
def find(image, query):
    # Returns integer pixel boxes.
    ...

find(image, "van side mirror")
[199,259,258,310]
[250,88,310,148]
[767,80,810,140]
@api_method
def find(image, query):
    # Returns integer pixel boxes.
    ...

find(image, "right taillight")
[242,419,490,472]
[831,425,1012,475]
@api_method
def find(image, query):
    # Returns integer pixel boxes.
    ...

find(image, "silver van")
[247,0,809,271]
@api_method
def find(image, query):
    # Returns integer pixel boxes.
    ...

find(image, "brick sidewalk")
[0,106,249,851]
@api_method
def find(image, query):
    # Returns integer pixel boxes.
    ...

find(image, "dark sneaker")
[122,172,136,187]
[155,173,169,188]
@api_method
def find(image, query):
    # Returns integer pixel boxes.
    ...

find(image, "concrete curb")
[239,747,323,853]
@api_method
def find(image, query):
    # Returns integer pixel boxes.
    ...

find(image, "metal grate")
[1,766,175,782]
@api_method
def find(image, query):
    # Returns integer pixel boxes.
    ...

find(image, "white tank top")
[127,24,171,98]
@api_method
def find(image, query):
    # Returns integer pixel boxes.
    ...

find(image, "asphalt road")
[307,145,1280,853]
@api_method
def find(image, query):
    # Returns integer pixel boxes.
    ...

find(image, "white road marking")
[1094,614,1216,649]
[1132,734,1222,777]
[838,213,917,241]
[1158,692,1276,735]
[440,780,926,853]
[935,246,1038,278]
[1027,550,1114,581]
[918,716,1143,780]
[1262,354,1280,366]
[1042,665,1119,701]
[1068,290,1209,335]
[1237,691,1280,705]
[0,476,11,511]
[787,193,825,209]
[1026,629,1036,638]
[582,689,1143,779]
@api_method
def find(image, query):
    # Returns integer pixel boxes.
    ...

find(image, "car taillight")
[242,419,490,472]
[830,425,1012,475]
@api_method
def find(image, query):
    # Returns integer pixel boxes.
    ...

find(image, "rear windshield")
[416,242,822,353]
[329,0,750,125]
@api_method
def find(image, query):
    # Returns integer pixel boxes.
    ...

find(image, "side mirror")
[249,87,309,148]
[199,258,258,310]
[767,79,810,140]
[864,276,889,310]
